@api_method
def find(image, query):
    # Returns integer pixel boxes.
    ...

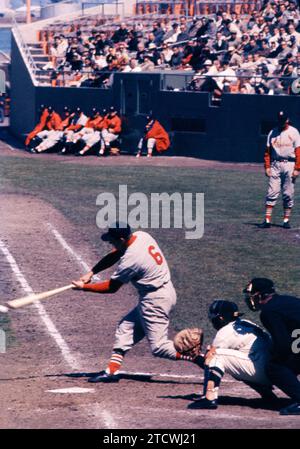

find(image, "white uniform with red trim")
[110,231,177,359]
[266,125,300,208]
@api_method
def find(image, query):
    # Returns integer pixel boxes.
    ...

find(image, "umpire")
[243,278,300,415]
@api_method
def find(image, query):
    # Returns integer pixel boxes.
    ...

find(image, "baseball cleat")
[188,398,218,410]
[29,148,37,154]
[87,370,120,383]
[282,221,291,229]
[260,221,271,229]
[280,402,300,415]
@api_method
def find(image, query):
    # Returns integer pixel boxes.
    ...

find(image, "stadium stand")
[21,0,300,95]
[9,0,300,162]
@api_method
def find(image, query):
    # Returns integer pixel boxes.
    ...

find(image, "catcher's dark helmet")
[208,300,243,330]
[243,278,275,311]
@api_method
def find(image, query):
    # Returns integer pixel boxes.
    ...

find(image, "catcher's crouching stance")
[72,222,203,383]
[184,300,276,410]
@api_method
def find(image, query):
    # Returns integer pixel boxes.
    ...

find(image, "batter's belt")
[272,157,296,163]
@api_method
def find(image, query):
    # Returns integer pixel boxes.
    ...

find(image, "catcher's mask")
[243,278,275,312]
[208,300,243,330]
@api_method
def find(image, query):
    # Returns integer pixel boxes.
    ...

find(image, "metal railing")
[35,68,115,88]
[81,0,125,17]
[12,18,39,85]
[135,0,263,16]
[160,72,300,95]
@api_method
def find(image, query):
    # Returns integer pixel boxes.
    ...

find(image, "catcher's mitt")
[173,327,203,358]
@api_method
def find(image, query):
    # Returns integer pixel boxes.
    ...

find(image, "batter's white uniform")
[110,231,177,359]
[208,318,272,385]
[266,125,300,208]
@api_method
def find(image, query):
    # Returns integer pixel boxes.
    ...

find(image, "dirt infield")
[0,144,299,429]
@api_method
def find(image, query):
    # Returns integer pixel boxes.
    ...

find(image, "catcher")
[187,300,276,410]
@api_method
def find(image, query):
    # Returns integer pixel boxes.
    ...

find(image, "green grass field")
[1,154,300,341]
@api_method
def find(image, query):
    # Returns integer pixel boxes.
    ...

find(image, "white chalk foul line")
[0,239,81,371]
[46,223,117,429]
[47,222,90,272]
[119,370,237,383]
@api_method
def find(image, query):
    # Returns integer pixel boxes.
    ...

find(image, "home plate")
[47,387,95,394]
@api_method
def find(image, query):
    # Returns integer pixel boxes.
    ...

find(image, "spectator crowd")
[39,0,300,95]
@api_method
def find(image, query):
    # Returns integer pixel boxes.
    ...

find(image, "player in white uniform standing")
[72,222,199,383]
[190,300,275,410]
[262,111,300,229]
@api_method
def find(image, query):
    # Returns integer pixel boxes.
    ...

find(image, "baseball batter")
[72,222,200,383]
[190,300,274,410]
[262,111,300,229]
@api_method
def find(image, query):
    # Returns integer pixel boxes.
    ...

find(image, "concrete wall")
[10,35,36,137]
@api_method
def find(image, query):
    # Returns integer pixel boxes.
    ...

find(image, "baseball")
[0,305,9,313]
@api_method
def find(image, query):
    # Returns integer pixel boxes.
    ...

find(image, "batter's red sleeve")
[82,279,122,293]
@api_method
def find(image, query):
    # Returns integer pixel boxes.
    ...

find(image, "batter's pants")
[208,348,271,386]
[113,281,177,360]
[266,161,295,208]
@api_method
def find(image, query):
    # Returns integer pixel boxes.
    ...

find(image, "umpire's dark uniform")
[260,294,300,404]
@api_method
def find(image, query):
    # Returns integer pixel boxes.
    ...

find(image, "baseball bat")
[7,284,74,309]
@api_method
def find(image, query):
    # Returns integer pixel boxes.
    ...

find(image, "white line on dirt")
[3,142,15,152]
[46,223,117,428]
[119,370,236,383]
[47,223,90,272]
[47,387,94,394]
[128,405,271,421]
[0,239,81,370]
[96,407,118,429]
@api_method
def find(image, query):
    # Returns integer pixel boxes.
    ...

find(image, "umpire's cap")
[101,222,132,241]
[243,278,275,295]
